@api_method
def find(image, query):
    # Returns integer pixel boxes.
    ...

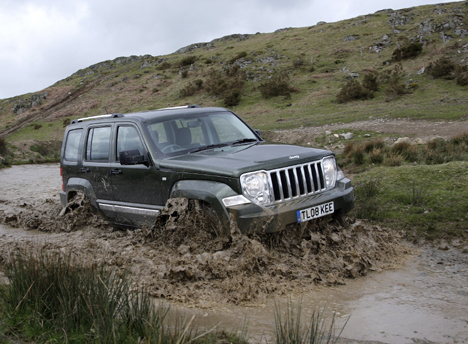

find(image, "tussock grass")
[274,300,346,344]
[342,132,468,169]
[0,248,207,343]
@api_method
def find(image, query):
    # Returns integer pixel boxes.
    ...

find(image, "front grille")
[268,161,325,202]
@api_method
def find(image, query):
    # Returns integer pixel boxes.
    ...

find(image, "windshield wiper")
[231,138,259,146]
[188,143,230,154]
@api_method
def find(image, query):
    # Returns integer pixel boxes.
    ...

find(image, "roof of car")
[70,105,230,125]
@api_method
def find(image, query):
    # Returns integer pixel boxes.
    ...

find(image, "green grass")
[352,161,468,241]
[8,119,66,142]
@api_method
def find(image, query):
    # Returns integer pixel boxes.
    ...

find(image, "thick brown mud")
[1,164,468,343]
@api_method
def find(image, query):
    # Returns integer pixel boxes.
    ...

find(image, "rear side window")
[86,127,111,161]
[64,129,82,161]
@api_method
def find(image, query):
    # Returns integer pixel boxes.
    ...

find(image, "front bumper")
[228,178,354,234]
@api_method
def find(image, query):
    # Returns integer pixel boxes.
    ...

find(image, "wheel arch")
[169,180,237,232]
[64,177,99,209]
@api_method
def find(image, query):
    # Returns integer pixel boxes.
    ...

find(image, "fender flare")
[169,180,238,231]
[65,177,99,209]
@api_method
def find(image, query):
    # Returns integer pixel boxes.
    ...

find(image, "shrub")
[352,146,365,165]
[343,142,354,157]
[63,118,71,127]
[455,65,468,86]
[427,57,455,79]
[392,42,423,61]
[393,141,418,161]
[259,73,297,99]
[0,136,7,156]
[369,148,384,164]
[223,90,242,107]
[179,55,197,67]
[228,51,248,64]
[456,71,468,86]
[293,58,305,69]
[205,69,245,105]
[354,179,382,220]
[33,123,42,130]
[384,153,402,166]
[363,138,385,153]
[362,72,379,92]
[156,61,172,70]
[180,80,202,98]
[336,79,373,103]
[225,64,241,77]
[384,64,409,101]
[451,132,468,145]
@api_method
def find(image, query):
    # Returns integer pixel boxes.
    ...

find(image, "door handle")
[109,169,122,175]
[79,168,90,173]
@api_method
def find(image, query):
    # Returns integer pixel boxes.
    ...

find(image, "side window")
[64,129,82,161]
[116,126,145,161]
[86,127,111,161]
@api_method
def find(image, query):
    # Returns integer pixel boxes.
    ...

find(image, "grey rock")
[343,35,359,42]
[12,92,48,115]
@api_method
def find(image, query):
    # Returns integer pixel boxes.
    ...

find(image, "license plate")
[297,202,334,223]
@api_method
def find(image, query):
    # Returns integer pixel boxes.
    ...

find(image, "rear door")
[81,125,113,201]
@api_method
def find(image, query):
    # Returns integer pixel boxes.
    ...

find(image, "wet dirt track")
[1,164,468,344]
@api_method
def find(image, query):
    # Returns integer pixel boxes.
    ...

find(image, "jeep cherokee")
[60,105,354,233]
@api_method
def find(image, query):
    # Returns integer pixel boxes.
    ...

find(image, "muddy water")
[1,165,468,344]
[178,247,468,344]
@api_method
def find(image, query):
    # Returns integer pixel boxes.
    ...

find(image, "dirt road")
[1,163,467,344]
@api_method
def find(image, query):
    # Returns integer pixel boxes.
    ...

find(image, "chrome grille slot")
[268,161,325,202]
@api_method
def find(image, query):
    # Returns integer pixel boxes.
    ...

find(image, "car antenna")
[103,106,109,114]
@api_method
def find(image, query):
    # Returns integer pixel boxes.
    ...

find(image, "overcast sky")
[0,0,460,99]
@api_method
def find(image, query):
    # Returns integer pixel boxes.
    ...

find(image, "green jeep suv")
[60,105,354,233]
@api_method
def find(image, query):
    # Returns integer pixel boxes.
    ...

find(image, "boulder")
[393,137,412,145]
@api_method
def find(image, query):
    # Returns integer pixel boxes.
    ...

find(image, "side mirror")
[119,150,149,167]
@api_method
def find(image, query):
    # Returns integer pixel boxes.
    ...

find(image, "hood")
[159,144,332,177]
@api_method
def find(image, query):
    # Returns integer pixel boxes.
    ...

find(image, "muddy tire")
[149,198,227,252]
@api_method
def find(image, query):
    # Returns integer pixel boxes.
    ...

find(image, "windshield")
[146,111,259,157]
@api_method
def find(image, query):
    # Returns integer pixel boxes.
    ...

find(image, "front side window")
[116,126,145,161]
[64,129,82,161]
[86,126,111,161]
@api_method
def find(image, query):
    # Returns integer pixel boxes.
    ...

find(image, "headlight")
[240,171,274,205]
[322,157,337,189]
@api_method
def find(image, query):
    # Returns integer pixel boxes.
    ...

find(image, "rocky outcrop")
[12,92,48,115]
[175,34,252,54]
[387,10,414,27]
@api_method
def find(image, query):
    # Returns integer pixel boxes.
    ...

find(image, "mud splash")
[1,192,408,306]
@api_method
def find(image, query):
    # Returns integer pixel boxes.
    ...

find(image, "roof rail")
[71,113,124,124]
[157,104,201,111]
